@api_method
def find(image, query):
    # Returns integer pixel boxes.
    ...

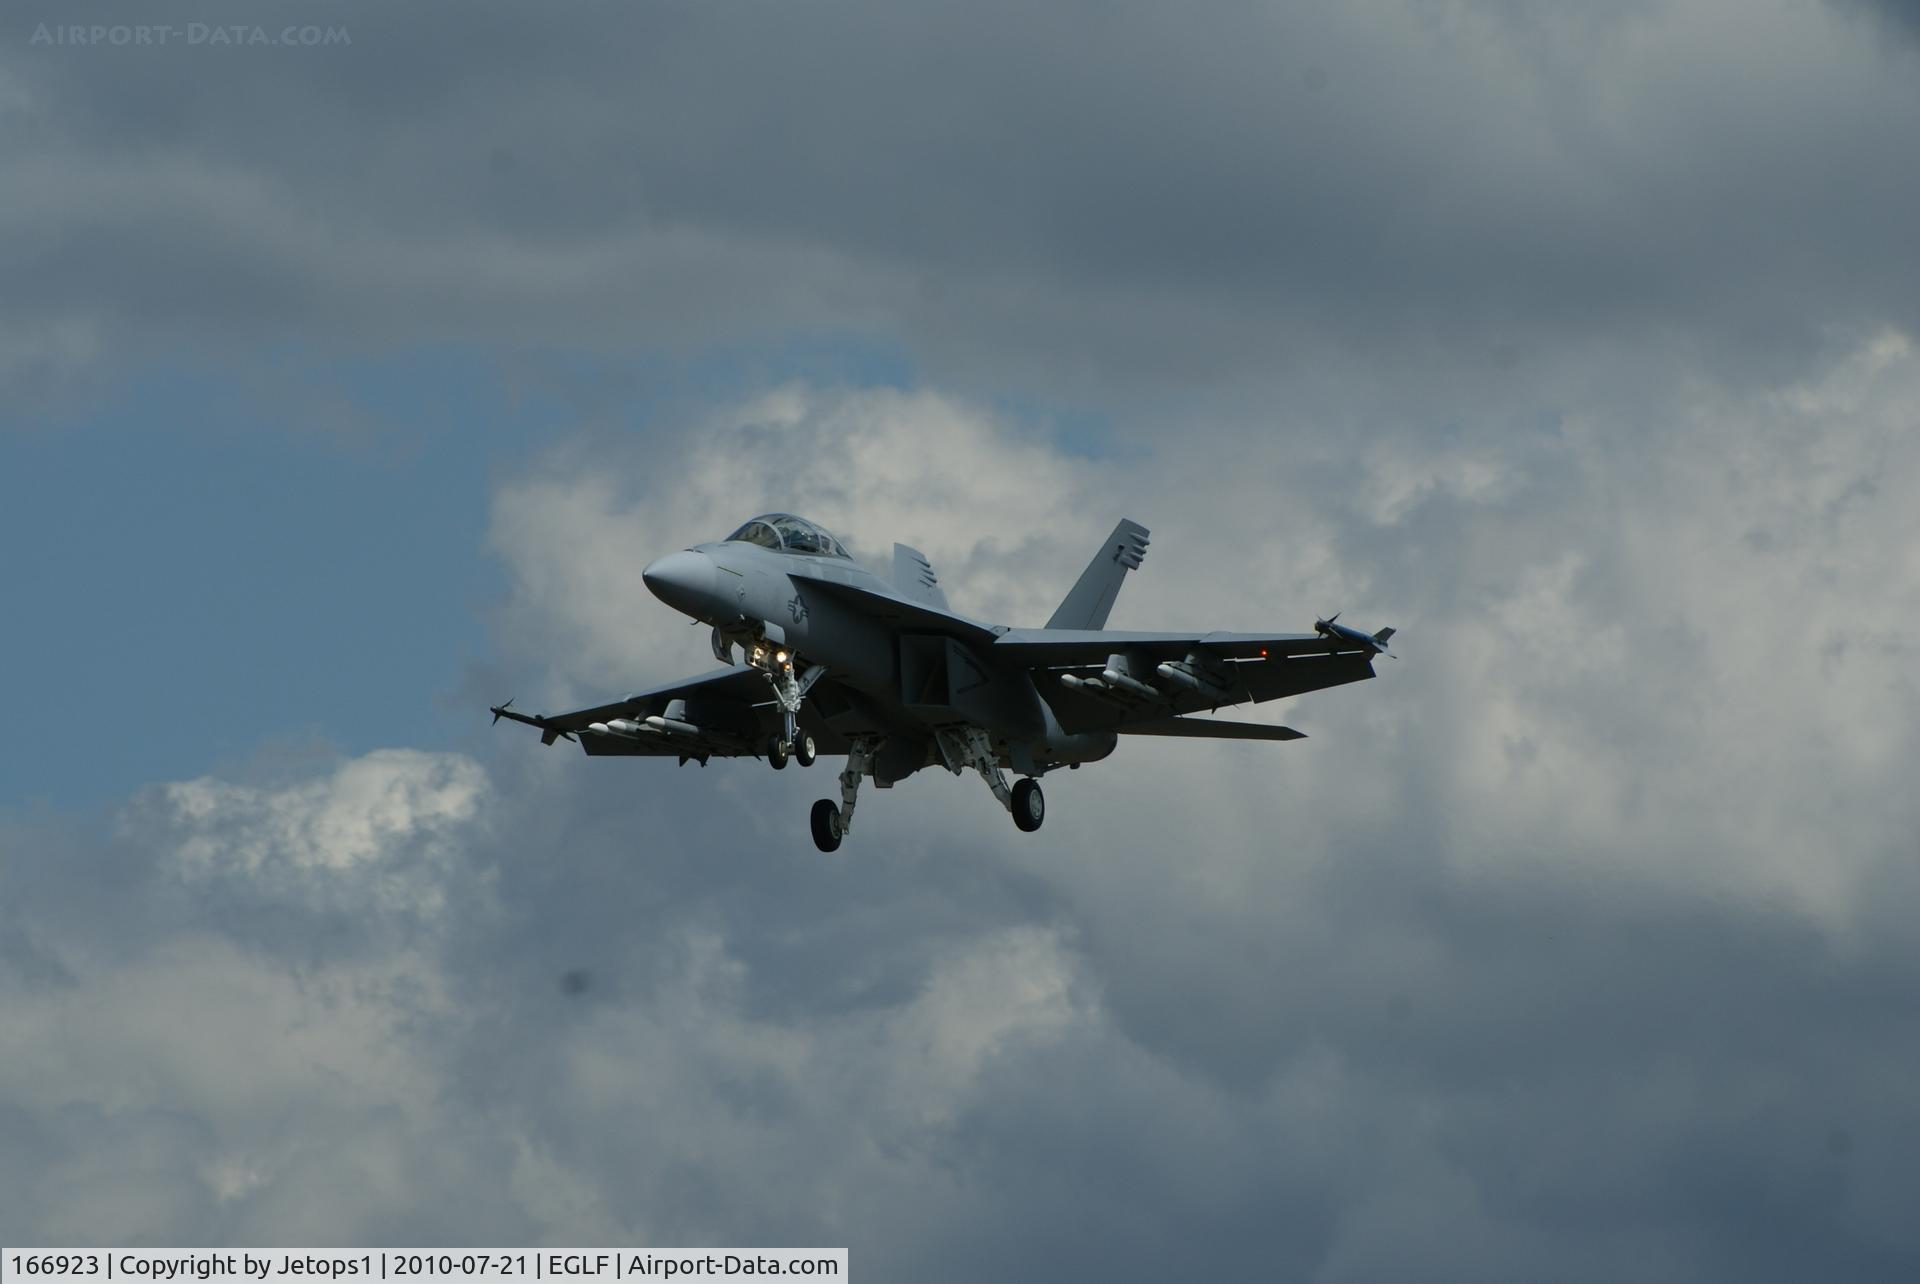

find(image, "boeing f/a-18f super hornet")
[491,514,1394,851]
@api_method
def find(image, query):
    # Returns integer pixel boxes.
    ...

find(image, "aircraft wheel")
[767,736,790,770]
[1011,777,1045,832]
[810,799,842,852]
[795,734,818,767]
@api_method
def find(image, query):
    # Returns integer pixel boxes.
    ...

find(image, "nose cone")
[642,549,717,618]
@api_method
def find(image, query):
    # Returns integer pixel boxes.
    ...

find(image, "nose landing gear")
[750,642,825,771]
[765,731,818,770]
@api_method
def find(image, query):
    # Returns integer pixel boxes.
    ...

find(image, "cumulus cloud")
[159,749,484,876]
[9,321,1920,1274]
[443,338,1920,1264]
[16,336,1917,1275]
[7,0,1920,1276]
[0,740,1100,1260]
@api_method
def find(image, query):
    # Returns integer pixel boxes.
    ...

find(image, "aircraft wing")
[1118,716,1306,740]
[490,665,856,759]
[994,629,1345,663]
[994,628,1378,733]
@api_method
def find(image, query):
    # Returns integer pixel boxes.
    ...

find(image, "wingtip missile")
[1315,614,1397,658]
[490,699,579,743]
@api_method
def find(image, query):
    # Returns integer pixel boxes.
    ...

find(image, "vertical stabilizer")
[1046,519,1150,630]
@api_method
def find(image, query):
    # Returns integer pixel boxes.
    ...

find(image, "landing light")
[776,650,789,664]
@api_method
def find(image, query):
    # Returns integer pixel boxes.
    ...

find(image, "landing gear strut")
[934,726,1046,833]
[750,642,825,770]
[810,737,875,853]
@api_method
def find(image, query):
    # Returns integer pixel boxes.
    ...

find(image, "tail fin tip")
[1046,518,1151,630]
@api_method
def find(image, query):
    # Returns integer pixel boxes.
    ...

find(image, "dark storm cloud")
[1841,0,1920,42]
[6,0,1918,397]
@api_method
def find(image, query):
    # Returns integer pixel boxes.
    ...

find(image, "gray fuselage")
[641,536,1116,782]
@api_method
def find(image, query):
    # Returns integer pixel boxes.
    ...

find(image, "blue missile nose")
[642,549,717,617]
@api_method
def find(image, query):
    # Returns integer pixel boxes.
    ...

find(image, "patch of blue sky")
[0,331,927,809]
[3,356,518,808]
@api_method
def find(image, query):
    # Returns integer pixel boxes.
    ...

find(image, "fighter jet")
[491,513,1393,852]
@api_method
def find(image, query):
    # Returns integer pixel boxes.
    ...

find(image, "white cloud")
[0,934,470,1243]
[1438,326,1920,921]
[3,743,1095,1251]
[876,926,1082,1129]
[10,329,1920,1268]
[1358,438,1517,527]
[153,748,488,918]
[8,0,1920,1270]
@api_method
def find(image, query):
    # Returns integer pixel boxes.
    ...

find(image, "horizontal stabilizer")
[1119,717,1305,741]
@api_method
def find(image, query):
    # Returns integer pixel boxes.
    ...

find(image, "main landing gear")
[806,730,1046,852]
[933,726,1046,835]
[810,799,841,852]
[810,737,875,853]
[1011,776,1045,832]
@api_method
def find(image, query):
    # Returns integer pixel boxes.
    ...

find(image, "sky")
[3,0,1919,1277]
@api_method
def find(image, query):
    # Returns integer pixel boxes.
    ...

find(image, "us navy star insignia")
[788,592,809,624]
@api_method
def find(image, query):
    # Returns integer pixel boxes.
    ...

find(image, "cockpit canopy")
[724,513,851,559]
